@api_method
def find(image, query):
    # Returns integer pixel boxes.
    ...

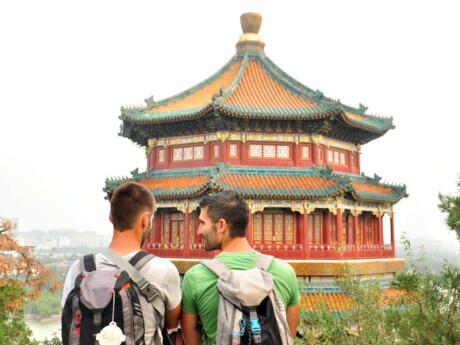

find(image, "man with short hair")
[181,191,300,345]
[61,182,181,339]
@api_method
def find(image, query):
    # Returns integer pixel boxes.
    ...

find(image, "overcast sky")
[1,0,459,250]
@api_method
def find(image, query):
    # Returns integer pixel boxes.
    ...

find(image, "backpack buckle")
[140,283,158,302]
[249,310,262,344]
[250,319,261,335]
[231,319,246,337]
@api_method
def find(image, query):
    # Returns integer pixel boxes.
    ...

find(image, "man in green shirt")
[181,191,300,345]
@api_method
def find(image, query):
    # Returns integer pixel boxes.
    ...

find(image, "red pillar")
[336,209,343,245]
[312,144,319,165]
[378,214,383,257]
[247,211,253,246]
[356,151,361,174]
[184,208,190,258]
[303,212,309,259]
[390,213,395,257]
[293,143,300,167]
[353,213,359,258]
[241,142,248,165]
[221,140,229,163]
[204,142,212,165]
[166,146,171,169]
[336,209,343,257]
[154,212,162,243]
[324,211,331,246]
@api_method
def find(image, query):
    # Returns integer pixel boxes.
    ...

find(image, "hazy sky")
[1,1,459,250]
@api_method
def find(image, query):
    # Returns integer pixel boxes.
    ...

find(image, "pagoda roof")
[121,53,393,136]
[120,13,394,146]
[104,165,407,204]
[301,288,403,313]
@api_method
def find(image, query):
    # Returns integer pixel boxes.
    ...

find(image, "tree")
[438,176,460,240]
[0,216,61,345]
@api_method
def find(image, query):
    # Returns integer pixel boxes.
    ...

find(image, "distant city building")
[105,13,408,312]
[14,229,110,249]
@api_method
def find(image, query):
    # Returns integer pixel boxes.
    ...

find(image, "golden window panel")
[183,147,194,160]
[308,213,322,244]
[173,148,183,161]
[253,213,263,241]
[229,143,238,157]
[189,213,196,245]
[263,145,276,158]
[213,144,220,158]
[263,214,273,242]
[194,146,204,159]
[277,145,290,158]
[158,149,165,162]
[162,214,170,243]
[302,145,310,159]
[285,214,294,242]
[274,214,284,242]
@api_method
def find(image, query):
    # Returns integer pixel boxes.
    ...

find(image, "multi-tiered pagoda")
[106,13,407,312]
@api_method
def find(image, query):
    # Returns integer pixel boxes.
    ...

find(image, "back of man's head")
[199,191,248,238]
[110,182,155,231]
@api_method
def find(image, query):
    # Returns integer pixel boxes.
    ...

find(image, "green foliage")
[438,177,460,240]
[0,220,62,345]
[297,243,460,345]
[0,283,63,345]
[25,289,62,319]
[39,334,62,345]
[389,265,460,345]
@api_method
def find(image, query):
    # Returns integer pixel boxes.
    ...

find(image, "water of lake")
[27,319,61,341]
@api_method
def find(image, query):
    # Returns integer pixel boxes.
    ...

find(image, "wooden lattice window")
[157,148,165,163]
[229,143,239,157]
[249,144,291,159]
[301,145,311,159]
[343,212,354,244]
[162,213,184,244]
[329,213,337,244]
[172,145,204,161]
[361,213,375,244]
[350,153,356,167]
[212,144,220,158]
[327,148,348,166]
[307,213,322,244]
[252,212,295,244]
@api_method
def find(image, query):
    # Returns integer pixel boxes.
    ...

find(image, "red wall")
[148,140,361,174]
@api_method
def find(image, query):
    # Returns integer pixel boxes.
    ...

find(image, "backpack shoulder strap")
[129,250,155,271]
[201,258,231,279]
[255,253,274,271]
[101,249,162,302]
[80,254,96,272]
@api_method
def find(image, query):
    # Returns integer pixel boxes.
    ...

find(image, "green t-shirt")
[182,251,300,345]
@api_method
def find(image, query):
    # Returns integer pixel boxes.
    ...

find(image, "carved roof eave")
[104,165,407,204]
[120,107,391,147]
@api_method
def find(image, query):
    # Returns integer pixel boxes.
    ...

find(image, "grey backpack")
[201,254,293,345]
[62,249,167,345]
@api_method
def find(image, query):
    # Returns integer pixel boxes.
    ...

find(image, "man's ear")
[140,212,149,230]
[216,218,228,234]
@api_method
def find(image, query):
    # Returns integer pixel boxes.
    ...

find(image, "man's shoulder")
[184,261,215,280]
[147,255,176,269]
[268,257,296,276]
[140,255,179,278]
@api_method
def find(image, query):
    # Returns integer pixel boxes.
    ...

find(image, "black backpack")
[61,250,167,345]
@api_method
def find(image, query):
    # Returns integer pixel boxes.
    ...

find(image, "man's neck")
[220,236,253,253]
[108,229,141,256]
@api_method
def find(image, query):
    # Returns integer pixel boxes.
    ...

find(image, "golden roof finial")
[236,12,265,55]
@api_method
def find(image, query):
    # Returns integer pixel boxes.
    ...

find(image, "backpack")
[62,249,167,345]
[201,254,293,345]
